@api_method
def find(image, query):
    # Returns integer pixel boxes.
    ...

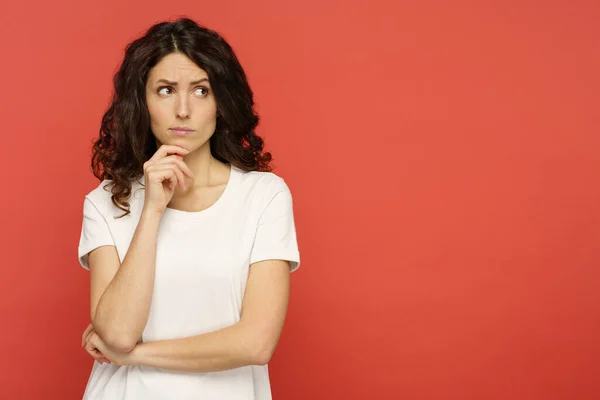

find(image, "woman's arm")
[90,210,162,352]
[100,259,291,372]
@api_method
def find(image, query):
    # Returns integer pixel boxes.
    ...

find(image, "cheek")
[147,102,169,126]
[198,101,218,122]
[201,109,218,123]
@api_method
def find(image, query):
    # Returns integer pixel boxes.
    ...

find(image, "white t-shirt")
[77,164,300,400]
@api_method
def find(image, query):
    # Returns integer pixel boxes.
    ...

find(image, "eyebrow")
[155,78,210,86]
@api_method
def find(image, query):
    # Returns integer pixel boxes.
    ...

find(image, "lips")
[170,127,194,136]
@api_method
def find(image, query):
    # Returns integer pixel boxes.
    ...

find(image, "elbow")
[242,321,279,366]
[254,351,272,366]
[251,341,275,366]
[92,322,138,353]
[104,335,137,353]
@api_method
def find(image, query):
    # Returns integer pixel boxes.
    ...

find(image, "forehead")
[148,53,208,81]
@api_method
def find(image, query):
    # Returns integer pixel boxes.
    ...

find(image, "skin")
[82,53,291,372]
[145,52,231,209]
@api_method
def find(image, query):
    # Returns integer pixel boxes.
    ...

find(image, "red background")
[0,0,598,399]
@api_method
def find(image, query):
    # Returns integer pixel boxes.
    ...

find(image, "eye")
[157,86,172,96]
[194,87,209,96]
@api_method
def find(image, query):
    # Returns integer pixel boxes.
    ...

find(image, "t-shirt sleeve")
[78,196,116,270]
[249,181,301,272]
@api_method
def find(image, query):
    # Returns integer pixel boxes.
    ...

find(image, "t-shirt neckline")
[160,164,239,223]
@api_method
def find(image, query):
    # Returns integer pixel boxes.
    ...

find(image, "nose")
[176,94,190,119]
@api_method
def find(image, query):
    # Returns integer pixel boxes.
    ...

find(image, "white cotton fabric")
[77,165,300,400]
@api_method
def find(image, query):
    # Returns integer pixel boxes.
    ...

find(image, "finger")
[152,159,189,183]
[85,343,105,363]
[146,164,178,187]
[86,334,112,364]
[83,326,97,347]
[151,145,190,161]
[154,164,185,190]
[86,337,106,359]
[168,164,187,190]
[82,327,97,349]
[173,156,195,179]
[155,155,194,179]
[81,323,94,347]
[149,145,190,162]
[86,347,102,359]
[83,330,91,348]
[94,352,110,364]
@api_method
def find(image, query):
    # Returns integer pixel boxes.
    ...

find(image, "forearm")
[93,210,162,351]
[129,321,268,373]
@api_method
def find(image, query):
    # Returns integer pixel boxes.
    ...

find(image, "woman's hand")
[86,329,137,366]
[143,144,195,215]
[81,323,110,365]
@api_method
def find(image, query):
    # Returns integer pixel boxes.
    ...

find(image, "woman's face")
[145,53,218,151]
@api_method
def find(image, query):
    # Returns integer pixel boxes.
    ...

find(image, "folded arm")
[125,259,291,372]
[90,211,162,352]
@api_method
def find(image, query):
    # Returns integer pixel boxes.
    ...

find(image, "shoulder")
[83,180,112,209]
[82,178,145,217]
[235,167,292,199]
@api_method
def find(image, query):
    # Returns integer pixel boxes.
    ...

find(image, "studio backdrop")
[0,0,598,399]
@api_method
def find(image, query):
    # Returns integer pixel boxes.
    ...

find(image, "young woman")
[77,17,301,399]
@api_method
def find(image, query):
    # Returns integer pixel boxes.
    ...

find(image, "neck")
[183,141,217,184]
[179,140,229,192]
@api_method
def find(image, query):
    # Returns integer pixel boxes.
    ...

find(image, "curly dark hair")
[91,17,272,217]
